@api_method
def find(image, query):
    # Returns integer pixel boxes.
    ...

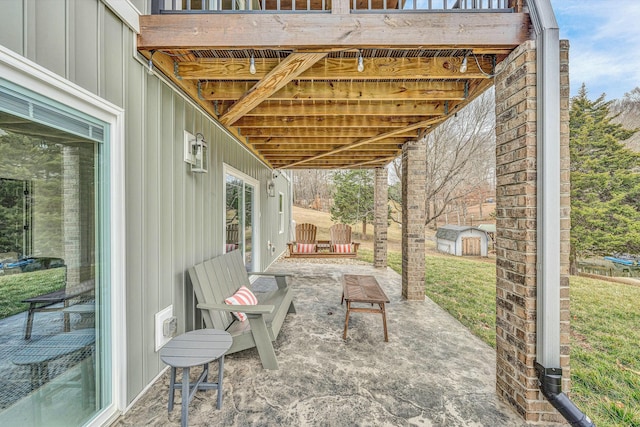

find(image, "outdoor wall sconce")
[267,179,276,197]
[184,131,208,173]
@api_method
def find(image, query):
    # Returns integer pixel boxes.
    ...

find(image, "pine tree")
[330,170,374,237]
[570,85,640,269]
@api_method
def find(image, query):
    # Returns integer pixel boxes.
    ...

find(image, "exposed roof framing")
[138,10,530,169]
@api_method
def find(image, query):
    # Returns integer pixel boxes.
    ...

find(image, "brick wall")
[494,39,570,423]
[374,167,388,268]
[401,139,426,300]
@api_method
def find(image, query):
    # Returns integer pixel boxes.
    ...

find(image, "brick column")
[401,139,426,300]
[63,146,81,290]
[494,40,570,423]
[373,167,388,268]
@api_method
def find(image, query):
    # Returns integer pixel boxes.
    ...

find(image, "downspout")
[528,1,594,425]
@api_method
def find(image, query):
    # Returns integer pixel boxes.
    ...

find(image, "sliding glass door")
[0,80,109,426]
[224,167,259,271]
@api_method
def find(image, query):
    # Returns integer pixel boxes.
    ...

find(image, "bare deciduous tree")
[611,87,640,152]
[391,89,496,227]
[290,169,334,211]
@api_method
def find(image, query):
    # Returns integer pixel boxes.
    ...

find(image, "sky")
[550,0,640,101]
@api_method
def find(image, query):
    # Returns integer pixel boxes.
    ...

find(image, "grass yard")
[0,267,66,319]
[357,248,640,427]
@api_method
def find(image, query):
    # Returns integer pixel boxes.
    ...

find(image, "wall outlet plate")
[155,305,173,351]
[163,316,177,338]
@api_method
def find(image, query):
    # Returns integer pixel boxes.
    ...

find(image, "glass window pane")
[0,112,100,426]
[225,175,242,253]
[244,185,253,271]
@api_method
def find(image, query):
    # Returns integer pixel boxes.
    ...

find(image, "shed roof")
[477,224,496,233]
[435,225,486,241]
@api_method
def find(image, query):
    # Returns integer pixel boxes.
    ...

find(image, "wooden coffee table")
[341,274,390,341]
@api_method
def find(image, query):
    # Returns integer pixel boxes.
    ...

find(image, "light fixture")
[357,52,364,73]
[147,50,156,75]
[267,179,276,197]
[191,133,208,173]
[459,55,468,73]
[249,55,257,75]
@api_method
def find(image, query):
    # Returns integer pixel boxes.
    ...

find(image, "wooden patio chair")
[286,223,318,255]
[226,223,239,253]
[329,224,360,256]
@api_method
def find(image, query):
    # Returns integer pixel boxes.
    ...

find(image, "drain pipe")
[535,364,594,427]
[528,0,594,425]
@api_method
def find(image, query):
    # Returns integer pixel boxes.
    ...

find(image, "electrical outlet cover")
[155,305,173,351]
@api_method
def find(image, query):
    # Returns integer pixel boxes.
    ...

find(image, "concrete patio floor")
[114,261,552,427]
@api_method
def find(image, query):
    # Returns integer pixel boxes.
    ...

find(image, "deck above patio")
[138,0,531,169]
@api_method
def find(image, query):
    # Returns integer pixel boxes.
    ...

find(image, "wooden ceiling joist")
[241,128,420,138]
[176,56,496,81]
[234,115,432,129]
[240,100,448,117]
[200,81,468,102]
[219,52,327,126]
[285,116,445,168]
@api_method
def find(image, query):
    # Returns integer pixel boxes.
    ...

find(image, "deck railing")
[151,0,517,13]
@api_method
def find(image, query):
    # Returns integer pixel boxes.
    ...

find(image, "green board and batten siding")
[0,0,291,405]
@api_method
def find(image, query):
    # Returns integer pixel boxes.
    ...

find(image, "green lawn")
[357,249,640,427]
[0,268,66,319]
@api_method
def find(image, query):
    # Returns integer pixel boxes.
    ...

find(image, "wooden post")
[332,0,350,14]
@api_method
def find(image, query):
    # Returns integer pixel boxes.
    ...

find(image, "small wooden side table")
[160,329,232,427]
[341,274,390,342]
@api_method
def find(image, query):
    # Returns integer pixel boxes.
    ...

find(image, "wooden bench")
[188,250,296,370]
[22,280,95,339]
[287,223,360,259]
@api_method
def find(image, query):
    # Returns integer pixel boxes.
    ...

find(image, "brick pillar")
[401,139,426,300]
[494,40,570,423]
[63,146,81,291]
[373,167,388,268]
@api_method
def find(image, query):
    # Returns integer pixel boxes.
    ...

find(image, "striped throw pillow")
[224,286,258,322]
[333,243,353,253]
[296,243,316,253]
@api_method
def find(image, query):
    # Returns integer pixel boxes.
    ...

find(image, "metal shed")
[436,225,489,257]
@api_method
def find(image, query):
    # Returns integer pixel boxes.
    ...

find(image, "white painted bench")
[188,250,295,369]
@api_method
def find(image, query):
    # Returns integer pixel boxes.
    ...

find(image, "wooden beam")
[219,52,327,126]
[264,153,398,160]
[285,116,445,168]
[201,80,467,101]
[338,156,398,169]
[235,115,430,128]
[176,56,495,80]
[138,13,531,50]
[240,100,447,117]
[240,127,419,138]
[252,142,405,150]
[248,136,408,145]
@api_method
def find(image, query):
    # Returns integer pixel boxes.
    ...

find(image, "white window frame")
[278,192,285,234]
[222,164,261,270]
[0,45,127,425]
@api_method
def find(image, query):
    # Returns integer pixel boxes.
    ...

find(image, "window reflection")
[225,173,256,271]
[0,114,98,426]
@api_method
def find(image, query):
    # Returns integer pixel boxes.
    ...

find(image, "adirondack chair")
[225,223,239,253]
[188,250,295,369]
[286,223,318,255]
[329,224,360,257]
